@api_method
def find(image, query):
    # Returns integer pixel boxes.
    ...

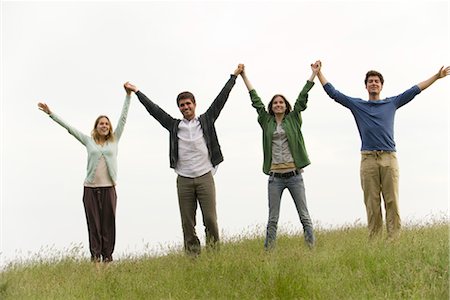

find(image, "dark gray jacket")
[136,75,237,169]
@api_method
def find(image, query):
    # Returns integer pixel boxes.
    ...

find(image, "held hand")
[234,64,244,76]
[314,60,328,85]
[37,102,51,115]
[438,66,450,79]
[124,81,138,93]
[124,82,131,95]
[311,60,321,74]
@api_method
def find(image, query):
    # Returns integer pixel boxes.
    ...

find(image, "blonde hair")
[91,115,115,143]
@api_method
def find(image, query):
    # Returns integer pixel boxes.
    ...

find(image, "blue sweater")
[323,83,421,151]
[49,95,131,185]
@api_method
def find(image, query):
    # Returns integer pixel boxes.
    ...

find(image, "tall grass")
[1,221,448,299]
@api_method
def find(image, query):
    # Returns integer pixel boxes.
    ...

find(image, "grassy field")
[1,222,448,299]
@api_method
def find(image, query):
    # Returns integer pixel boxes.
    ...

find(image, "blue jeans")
[265,172,314,249]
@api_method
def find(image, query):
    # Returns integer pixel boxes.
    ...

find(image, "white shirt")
[175,117,214,178]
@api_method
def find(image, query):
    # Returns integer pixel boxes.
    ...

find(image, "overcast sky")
[1,1,449,266]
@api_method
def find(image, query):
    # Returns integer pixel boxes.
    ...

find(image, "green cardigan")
[49,95,131,185]
[250,81,314,175]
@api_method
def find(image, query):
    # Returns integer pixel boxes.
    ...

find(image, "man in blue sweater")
[316,61,449,240]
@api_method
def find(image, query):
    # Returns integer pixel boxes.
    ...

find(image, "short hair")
[364,70,384,85]
[268,94,292,116]
[176,91,196,106]
[91,115,115,143]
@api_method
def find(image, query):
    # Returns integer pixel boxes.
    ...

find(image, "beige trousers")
[360,151,400,239]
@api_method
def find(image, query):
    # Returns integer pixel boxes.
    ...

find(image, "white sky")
[1,1,449,266]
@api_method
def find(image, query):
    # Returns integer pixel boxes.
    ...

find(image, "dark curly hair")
[364,70,384,85]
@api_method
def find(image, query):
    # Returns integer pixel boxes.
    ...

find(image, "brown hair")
[364,70,384,85]
[91,115,115,143]
[268,94,292,116]
[176,91,196,106]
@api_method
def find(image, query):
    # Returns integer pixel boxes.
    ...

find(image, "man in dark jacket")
[125,64,243,255]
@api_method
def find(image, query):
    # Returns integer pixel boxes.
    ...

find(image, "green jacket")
[250,81,314,175]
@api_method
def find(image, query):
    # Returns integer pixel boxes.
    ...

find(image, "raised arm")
[124,81,176,130]
[204,64,244,120]
[292,62,319,112]
[417,66,450,91]
[240,65,254,92]
[239,65,266,114]
[113,84,132,140]
[313,61,355,108]
[37,102,89,145]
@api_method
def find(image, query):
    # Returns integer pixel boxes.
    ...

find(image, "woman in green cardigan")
[240,63,319,250]
[37,83,132,265]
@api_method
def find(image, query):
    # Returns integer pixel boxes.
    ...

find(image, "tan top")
[84,156,114,187]
[270,162,297,172]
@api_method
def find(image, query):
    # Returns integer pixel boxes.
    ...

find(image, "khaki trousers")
[176,171,219,255]
[360,151,400,239]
